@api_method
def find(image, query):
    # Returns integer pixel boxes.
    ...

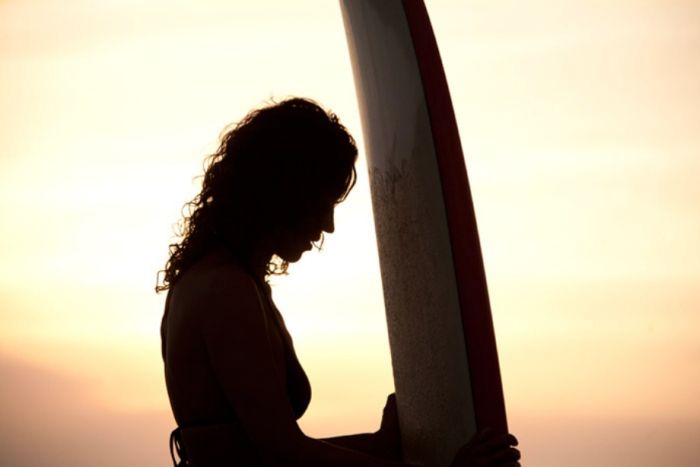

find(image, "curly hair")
[156,98,358,293]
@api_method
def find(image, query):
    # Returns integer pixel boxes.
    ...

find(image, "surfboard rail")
[401,0,508,434]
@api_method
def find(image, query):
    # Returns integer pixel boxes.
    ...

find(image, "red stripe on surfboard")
[401,0,508,433]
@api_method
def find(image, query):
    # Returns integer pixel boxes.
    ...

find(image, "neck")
[215,237,271,282]
[248,248,272,282]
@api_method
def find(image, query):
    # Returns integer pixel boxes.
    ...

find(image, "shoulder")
[176,249,257,297]
[170,253,264,326]
[194,258,266,328]
[205,261,261,308]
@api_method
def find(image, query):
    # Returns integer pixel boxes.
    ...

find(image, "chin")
[277,240,313,264]
[278,249,305,264]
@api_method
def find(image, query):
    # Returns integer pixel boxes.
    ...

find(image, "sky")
[0,0,699,466]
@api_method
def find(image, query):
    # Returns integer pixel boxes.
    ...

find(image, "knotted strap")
[170,427,188,466]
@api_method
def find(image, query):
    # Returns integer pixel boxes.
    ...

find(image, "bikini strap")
[169,427,188,466]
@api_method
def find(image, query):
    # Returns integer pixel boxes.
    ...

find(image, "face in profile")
[274,198,337,263]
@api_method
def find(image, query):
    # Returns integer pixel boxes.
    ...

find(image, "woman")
[158,98,520,467]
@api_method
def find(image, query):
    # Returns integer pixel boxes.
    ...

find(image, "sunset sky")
[1,1,698,466]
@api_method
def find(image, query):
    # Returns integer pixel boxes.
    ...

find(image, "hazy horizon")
[1,0,698,466]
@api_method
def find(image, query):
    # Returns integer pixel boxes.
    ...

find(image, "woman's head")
[156,97,358,292]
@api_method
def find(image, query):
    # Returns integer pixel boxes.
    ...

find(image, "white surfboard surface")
[340,2,508,466]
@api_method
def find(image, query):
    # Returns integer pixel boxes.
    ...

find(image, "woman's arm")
[198,267,418,467]
[322,394,401,460]
[322,433,387,459]
[292,437,414,467]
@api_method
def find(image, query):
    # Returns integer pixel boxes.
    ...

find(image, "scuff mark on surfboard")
[367,104,475,465]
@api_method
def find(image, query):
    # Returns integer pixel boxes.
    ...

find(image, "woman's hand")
[374,394,520,467]
[374,393,402,460]
[450,428,520,467]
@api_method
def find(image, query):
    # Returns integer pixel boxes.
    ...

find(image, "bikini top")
[251,277,311,420]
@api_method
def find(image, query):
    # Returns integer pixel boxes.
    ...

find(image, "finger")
[472,433,517,455]
[507,433,519,446]
[481,447,521,465]
[382,398,397,420]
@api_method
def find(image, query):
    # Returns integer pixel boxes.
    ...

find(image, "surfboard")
[340,2,508,465]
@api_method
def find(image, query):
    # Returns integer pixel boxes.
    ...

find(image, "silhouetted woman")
[158,98,520,467]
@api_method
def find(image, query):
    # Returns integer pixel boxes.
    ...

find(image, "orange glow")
[0,1,698,466]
